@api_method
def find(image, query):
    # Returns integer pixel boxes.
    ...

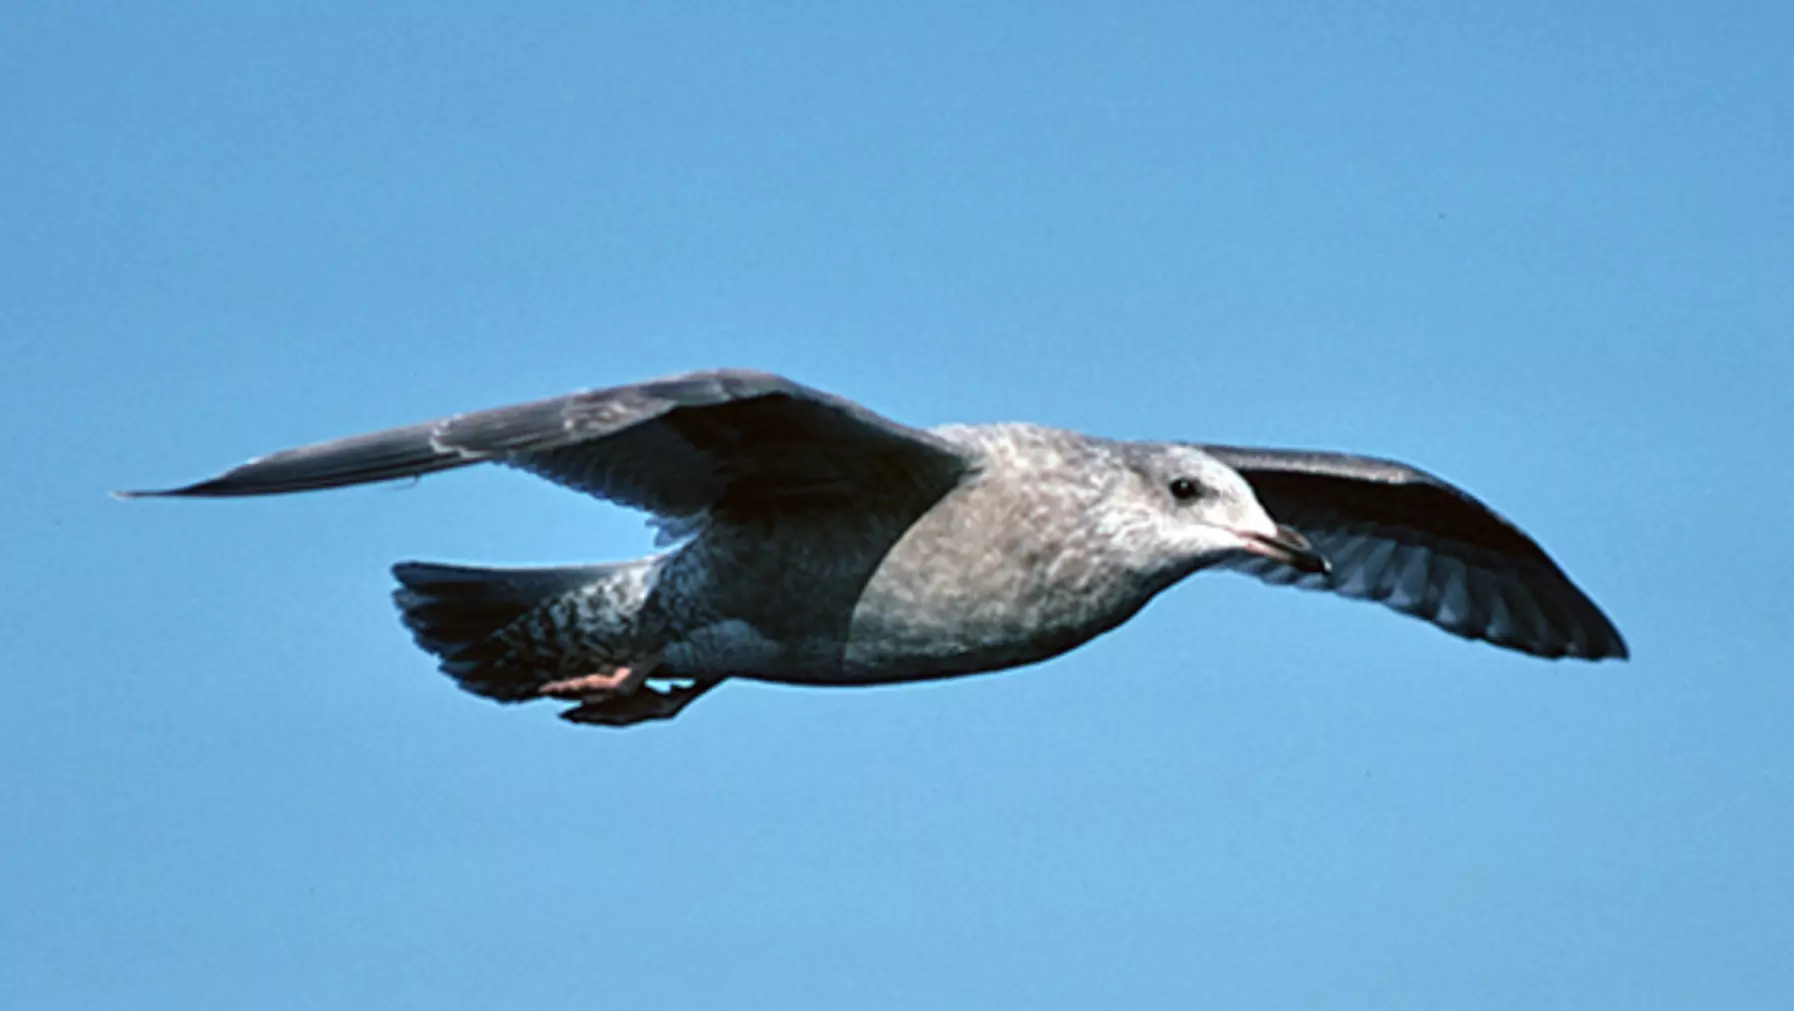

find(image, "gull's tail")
[391,560,654,702]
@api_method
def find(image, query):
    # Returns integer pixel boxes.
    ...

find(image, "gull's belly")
[667,453,1159,686]
[836,488,1150,683]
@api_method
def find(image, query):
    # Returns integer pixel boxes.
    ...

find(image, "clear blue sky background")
[5,4,1789,1008]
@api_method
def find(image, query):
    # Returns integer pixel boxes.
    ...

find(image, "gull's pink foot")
[537,653,662,700]
[538,667,636,699]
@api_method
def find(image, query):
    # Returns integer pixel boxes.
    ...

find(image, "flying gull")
[120,368,1627,727]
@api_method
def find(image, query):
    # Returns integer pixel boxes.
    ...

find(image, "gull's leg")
[560,678,724,727]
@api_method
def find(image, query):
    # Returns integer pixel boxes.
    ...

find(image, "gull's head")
[1106,443,1330,583]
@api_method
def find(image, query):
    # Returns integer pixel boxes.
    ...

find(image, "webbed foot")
[559,679,723,727]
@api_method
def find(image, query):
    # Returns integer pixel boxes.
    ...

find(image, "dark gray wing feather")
[1201,445,1627,661]
[120,370,974,521]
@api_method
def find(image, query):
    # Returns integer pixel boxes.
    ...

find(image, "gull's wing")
[1200,445,1627,661]
[120,369,975,523]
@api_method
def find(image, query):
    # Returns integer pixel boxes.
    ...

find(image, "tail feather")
[392,561,622,701]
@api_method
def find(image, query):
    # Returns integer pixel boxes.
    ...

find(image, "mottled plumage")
[120,369,1626,726]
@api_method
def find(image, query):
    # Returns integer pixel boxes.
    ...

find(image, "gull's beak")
[1236,524,1331,576]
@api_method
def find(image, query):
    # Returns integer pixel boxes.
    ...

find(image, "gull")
[120,369,1627,727]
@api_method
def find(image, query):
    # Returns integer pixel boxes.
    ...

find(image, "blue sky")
[5,3,1790,1008]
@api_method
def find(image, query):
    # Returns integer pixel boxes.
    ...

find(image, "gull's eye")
[1169,477,1202,502]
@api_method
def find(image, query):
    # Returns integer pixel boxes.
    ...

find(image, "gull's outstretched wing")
[1200,445,1627,661]
[120,369,975,523]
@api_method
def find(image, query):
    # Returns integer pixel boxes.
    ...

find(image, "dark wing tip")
[109,471,355,499]
[113,485,211,500]
[110,418,469,500]
[1571,610,1630,662]
[1485,606,1629,663]
[111,481,243,500]
[1561,589,1629,662]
